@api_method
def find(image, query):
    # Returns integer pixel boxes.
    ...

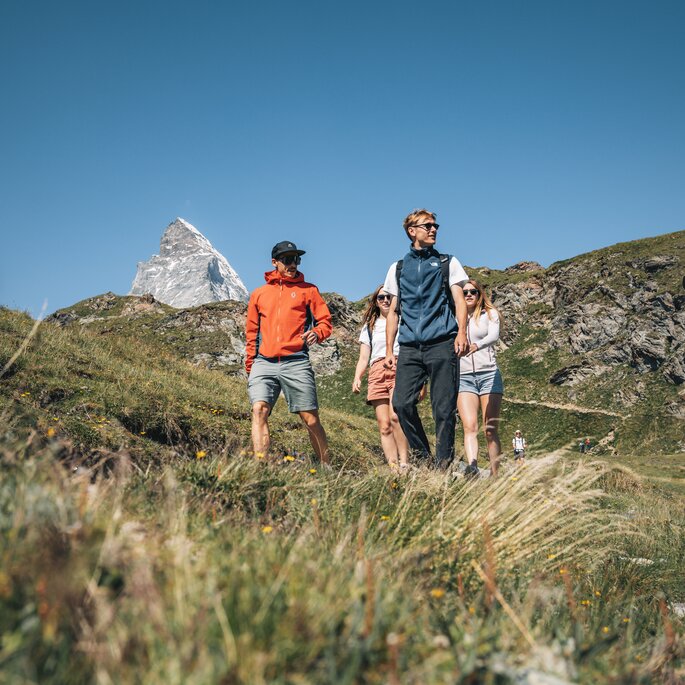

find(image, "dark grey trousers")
[392,338,459,469]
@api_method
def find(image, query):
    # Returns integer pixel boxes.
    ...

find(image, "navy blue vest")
[397,247,458,345]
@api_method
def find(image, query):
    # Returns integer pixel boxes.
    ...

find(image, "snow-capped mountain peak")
[130,218,249,307]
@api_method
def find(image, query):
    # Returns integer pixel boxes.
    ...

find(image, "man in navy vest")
[383,209,469,469]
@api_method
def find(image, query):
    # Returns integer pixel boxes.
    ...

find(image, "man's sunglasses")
[411,222,440,231]
[278,255,301,266]
[463,289,479,296]
[377,294,391,302]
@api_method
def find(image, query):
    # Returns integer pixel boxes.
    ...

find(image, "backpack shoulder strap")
[439,254,455,315]
[395,259,404,314]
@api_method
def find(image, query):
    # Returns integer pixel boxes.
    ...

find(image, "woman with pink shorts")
[352,285,409,471]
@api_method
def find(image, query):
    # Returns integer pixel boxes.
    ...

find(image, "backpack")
[395,253,454,316]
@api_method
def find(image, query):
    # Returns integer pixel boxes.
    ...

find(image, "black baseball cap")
[271,241,306,259]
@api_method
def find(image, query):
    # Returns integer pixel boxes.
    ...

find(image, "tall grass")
[1,432,683,684]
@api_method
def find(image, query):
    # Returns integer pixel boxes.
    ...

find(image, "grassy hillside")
[1,231,683,682]
[0,307,382,466]
[1,297,684,682]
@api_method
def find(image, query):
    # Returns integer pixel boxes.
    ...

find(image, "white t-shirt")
[359,317,399,365]
[513,436,526,450]
[383,255,469,297]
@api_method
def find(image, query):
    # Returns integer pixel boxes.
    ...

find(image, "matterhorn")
[130,218,249,307]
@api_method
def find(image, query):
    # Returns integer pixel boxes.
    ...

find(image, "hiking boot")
[464,462,480,479]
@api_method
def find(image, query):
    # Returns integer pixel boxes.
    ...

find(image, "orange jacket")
[245,270,333,373]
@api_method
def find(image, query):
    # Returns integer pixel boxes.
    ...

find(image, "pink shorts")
[367,358,397,404]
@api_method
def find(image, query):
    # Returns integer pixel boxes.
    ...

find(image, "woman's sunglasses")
[377,294,391,302]
[463,289,479,296]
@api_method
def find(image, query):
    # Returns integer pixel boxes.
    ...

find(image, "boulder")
[549,364,607,386]
[630,255,680,272]
[504,261,544,274]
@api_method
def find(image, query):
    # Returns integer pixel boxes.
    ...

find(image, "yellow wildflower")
[262,525,273,534]
[283,455,295,462]
[380,515,390,521]
[547,553,557,560]
[602,626,609,634]
[311,498,318,505]
[623,617,630,623]
[468,606,476,615]
[594,590,602,597]
[559,568,568,575]
[46,428,56,438]
[430,588,445,599]
[139,431,146,436]
[195,450,207,459]
[511,476,519,481]
[309,468,317,474]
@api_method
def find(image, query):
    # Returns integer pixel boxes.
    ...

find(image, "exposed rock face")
[130,218,248,307]
[629,255,680,272]
[489,237,685,388]
[504,261,544,273]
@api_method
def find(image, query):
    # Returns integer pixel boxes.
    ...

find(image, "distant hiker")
[245,241,332,463]
[512,430,526,463]
[383,209,469,469]
[457,279,504,477]
[584,437,591,452]
[352,285,410,471]
[578,440,585,454]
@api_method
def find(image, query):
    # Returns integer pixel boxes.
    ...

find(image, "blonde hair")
[465,279,500,325]
[402,208,436,240]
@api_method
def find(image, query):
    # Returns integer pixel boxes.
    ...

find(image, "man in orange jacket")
[245,241,333,463]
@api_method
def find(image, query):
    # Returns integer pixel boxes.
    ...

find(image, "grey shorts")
[459,368,504,396]
[247,356,319,413]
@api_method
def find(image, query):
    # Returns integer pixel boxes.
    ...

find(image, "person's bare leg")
[457,392,480,465]
[371,400,399,467]
[481,393,503,477]
[387,388,409,466]
[251,401,272,457]
[298,410,330,464]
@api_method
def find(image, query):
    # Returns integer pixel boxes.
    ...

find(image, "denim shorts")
[248,356,318,412]
[459,368,504,396]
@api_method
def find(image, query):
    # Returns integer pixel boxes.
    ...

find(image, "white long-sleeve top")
[460,310,500,374]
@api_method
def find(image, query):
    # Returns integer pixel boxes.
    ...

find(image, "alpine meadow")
[1,230,684,684]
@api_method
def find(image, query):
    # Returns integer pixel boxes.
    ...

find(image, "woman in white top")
[457,279,504,477]
[352,285,409,470]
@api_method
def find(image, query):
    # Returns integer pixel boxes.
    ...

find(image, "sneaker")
[464,462,480,479]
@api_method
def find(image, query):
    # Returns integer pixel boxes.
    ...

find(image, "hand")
[418,383,428,402]
[352,377,362,394]
[467,343,478,355]
[301,330,319,346]
[384,354,396,370]
[455,333,468,357]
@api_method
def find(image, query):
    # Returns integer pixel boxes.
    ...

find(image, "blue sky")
[1,0,683,316]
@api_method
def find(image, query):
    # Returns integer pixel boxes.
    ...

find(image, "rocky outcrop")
[489,234,685,389]
[504,261,544,273]
[629,255,680,272]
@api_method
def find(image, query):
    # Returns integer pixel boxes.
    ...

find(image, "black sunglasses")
[463,288,479,296]
[377,294,391,302]
[278,254,301,266]
[412,222,440,231]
